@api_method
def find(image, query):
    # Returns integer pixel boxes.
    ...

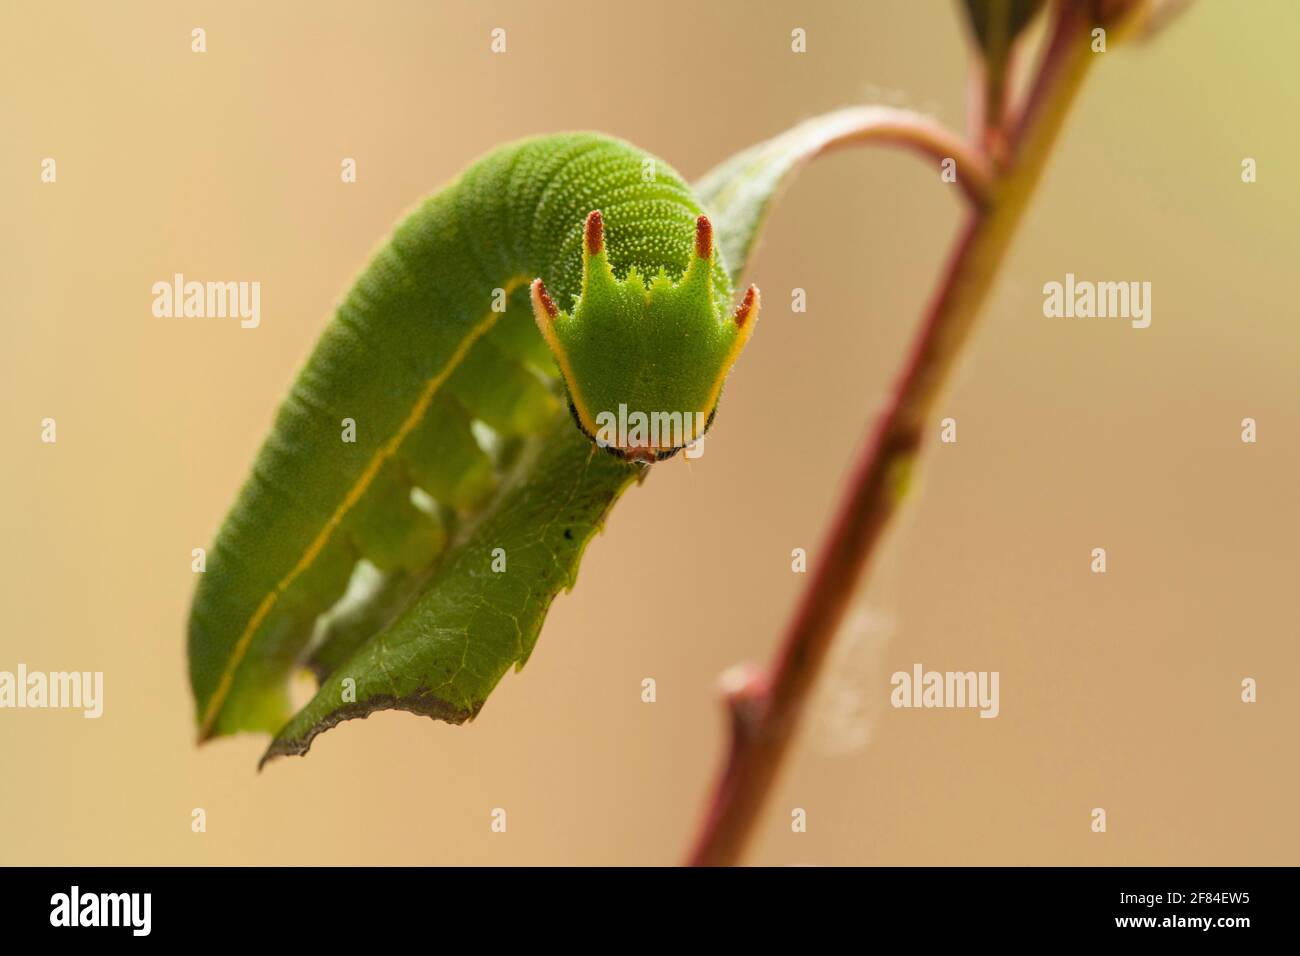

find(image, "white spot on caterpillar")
[191,27,207,53]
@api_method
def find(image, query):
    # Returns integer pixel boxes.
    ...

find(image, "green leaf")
[264,418,640,764]
[697,108,892,286]
[190,115,881,766]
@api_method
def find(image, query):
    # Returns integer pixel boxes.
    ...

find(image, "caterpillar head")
[530,210,759,464]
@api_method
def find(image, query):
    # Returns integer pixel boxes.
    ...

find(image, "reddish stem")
[687,0,1099,867]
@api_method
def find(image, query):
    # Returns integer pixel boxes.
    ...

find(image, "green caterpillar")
[189,133,760,740]
[533,208,757,461]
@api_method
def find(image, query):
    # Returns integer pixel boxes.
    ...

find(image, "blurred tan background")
[2,0,1297,865]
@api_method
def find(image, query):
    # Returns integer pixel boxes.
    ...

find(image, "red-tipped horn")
[584,209,605,256]
[694,214,713,260]
[733,284,758,328]
[530,277,559,320]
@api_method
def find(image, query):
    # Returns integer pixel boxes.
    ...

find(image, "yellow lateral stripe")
[701,298,759,422]
[532,299,599,437]
[199,275,529,739]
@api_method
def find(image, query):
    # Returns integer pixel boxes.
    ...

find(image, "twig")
[687,0,1099,867]
[799,105,996,207]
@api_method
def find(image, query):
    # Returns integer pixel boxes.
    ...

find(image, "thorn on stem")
[720,662,769,740]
